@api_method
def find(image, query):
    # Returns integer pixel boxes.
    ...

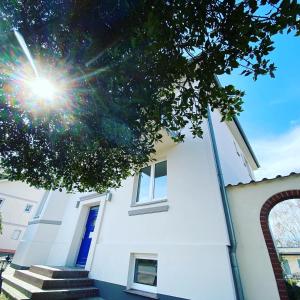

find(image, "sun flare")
[28,77,57,100]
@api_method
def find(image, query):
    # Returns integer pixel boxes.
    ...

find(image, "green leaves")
[0,0,299,192]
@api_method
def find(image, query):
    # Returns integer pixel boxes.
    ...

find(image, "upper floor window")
[24,204,33,213]
[136,160,167,204]
[11,229,22,240]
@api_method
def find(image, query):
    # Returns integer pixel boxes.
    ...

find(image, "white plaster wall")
[0,223,26,252]
[0,181,45,252]
[44,122,237,300]
[211,110,254,186]
[227,174,300,300]
[12,190,71,266]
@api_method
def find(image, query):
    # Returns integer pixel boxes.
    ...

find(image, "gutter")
[207,107,245,300]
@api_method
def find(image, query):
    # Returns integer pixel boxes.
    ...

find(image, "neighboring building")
[2,109,259,300]
[0,180,45,257]
[278,247,300,277]
[227,172,300,300]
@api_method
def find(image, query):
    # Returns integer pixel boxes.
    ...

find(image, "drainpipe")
[207,107,245,300]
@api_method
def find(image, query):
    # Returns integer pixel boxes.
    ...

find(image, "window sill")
[124,289,159,299]
[131,199,167,208]
[128,205,169,216]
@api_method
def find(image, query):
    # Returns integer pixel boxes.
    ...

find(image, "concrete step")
[29,265,89,279]
[14,270,94,289]
[1,282,30,300]
[3,274,99,299]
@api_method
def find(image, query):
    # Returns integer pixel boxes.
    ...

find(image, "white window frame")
[128,253,158,294]
[134,159,167,205]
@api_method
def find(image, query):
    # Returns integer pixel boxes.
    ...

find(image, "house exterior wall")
[10,116,256,300]
[12,190,71,267]
[227,174,300,300]
[0,180,45,255]
[211,110,254,186]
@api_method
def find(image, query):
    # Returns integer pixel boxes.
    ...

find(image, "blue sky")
[219,33,300,179]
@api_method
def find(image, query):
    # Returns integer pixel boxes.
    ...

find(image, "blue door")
[76,206,99,266]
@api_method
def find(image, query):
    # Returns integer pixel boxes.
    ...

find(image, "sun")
[28,77,57,101]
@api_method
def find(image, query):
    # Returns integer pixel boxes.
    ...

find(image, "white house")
[0,180,45,257]
[2,109,259,300]
[278,247,300,277]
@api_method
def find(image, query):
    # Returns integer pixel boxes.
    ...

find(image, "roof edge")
[232,116,260,168]
[226,171,300,188]
[214,75,259,168]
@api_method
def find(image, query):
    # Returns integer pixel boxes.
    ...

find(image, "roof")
[0,248,15,255]
[226,172,300,188]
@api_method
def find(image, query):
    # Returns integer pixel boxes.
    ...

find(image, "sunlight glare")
[28,77,57,100]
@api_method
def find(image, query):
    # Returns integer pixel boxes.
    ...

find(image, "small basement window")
[129,254,158,294]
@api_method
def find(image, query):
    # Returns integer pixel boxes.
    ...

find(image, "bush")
[285,279,300,300]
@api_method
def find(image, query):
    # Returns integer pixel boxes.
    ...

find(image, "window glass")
[134,259,157,287]
[154,161,167,200]
[24,204,33,213]
[136,166,151,203]
[0,198,4,208]
[298,259,300,269]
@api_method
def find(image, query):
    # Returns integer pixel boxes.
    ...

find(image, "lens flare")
[28,77,57,100]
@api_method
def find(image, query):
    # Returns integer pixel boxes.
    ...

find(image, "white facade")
[10,111,258,300]
[278,248,300,275]
[0,180,45,256]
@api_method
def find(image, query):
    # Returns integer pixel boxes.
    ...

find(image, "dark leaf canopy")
[0,0,299,192]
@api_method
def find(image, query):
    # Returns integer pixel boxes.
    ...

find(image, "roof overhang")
[227,116,260,170]
[213,75,259,170]
[154,129,177,153]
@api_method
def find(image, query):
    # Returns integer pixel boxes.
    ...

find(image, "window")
[24,204,33,213]
[0,198,4,209]
[297,259,300,269]
[134,259,157,286]
[136,160,167,204]
[11,229,22,240]
[129,254,158,294]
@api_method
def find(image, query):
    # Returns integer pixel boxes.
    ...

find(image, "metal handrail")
[0,255,12,290]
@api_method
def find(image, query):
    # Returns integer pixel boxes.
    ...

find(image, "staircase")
[1,265,100,300]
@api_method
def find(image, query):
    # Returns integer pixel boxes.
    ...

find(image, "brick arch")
[260,190,300,300]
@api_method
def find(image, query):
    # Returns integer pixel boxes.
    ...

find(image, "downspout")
[207,107,245,300]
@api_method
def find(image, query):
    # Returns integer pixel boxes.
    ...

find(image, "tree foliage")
[0,0,299,192]
[270,199,300,248]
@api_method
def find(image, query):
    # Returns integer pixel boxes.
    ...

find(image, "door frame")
[76,205,100,267]
[69,192,111,271]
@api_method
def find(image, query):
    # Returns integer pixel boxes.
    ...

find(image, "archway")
[260,190,300,300]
